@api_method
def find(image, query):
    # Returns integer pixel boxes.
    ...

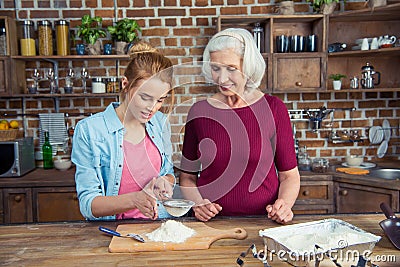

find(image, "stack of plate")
[369,126,384,144]
[39,113,68,155]
[369,119,391,158]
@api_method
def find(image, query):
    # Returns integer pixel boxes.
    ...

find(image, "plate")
[382,119,391,141]
[341,162,377,169]
[369,126,384,144]
[377,140,388,158]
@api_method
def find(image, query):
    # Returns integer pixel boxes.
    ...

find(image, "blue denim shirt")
[71,103,175,220]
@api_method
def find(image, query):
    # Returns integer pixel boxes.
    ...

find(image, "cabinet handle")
[339,190,348,196]
[295,81,302,87]
[302,190,310,196]
[14,195,22,202]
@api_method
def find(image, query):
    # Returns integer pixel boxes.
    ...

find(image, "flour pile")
[146,220,196,243]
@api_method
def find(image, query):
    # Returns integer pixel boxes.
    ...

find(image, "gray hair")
[202,28,266,91]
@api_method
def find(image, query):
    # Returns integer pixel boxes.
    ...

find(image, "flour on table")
[146,220,196,243]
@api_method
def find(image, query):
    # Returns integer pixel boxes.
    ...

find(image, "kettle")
[360,62,381,89]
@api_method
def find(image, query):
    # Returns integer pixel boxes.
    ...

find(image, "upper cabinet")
[327,3,400,91]
[217,15,327,93]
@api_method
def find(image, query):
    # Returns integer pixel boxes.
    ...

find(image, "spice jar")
[312,158,329,173]
[0,27,6,55]
[107,77,120,93]
[297,146,311,171]
[55,20,70,56]
[92,77,106,93]
[38,20,53,56]
[18,20,36,56]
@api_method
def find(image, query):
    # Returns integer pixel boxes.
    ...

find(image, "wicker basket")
[0,129,18,141]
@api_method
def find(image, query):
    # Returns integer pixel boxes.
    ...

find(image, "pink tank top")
[116,134,161,219]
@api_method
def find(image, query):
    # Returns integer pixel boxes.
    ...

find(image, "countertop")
[0,214,399,266]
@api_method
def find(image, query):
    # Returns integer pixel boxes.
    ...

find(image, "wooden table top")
[0,214,399,266]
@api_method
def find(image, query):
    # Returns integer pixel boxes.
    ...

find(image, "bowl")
[345,155,363,166]
[162,199,195,217]
[54,159,72,171]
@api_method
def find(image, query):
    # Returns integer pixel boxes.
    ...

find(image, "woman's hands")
[192,199,222,222]
[153,175,174,201]
[266,198,294,224]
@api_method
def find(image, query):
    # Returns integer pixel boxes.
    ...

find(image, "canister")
[107,77,120,93]
[55,20,70,56]
[18,20,36,56]
[92,77,106,93]
[0,27,6,55]
[38,20,53,56]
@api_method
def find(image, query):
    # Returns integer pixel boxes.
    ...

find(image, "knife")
[99,226,145,243]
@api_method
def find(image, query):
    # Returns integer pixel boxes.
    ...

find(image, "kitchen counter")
[0,214,399,266]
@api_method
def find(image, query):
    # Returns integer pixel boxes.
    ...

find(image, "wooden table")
[0,214,399,266]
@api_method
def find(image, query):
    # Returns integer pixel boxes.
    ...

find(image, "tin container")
[92,77,106,93]
[38,20,53,56]
[18,20,36,56]
[55,20,70,56]
[106,77,120,93]
[259,219,381,266]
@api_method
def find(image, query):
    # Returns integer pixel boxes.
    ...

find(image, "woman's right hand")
[131,178,158,220]
[192,199,222,222]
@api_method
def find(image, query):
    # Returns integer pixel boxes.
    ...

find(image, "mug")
[290,35,305,52]
[306,35,318,52]
[103,43,112,55]
[76,44,85,55]
[276,35,289,53]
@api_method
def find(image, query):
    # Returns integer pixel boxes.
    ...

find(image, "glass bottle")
[298,146,311,171]
[42,130,54,169]
[18,20,36,56]
[38,20,53,56]
[55,20,70,56]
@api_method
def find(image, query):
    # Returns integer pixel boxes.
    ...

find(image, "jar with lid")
[297,146,311,171]
[38,20,53,56]
[0,27,6,55]
[92,77,106,93]
[55,20,70,56]
[18,20,36,56]
[107,77,120,93]
[312,158,329,173]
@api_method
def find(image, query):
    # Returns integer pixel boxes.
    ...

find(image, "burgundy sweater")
[181,94,297,216]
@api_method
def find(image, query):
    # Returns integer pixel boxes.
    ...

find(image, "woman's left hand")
[266,198,294,224]
[153,176,174,200]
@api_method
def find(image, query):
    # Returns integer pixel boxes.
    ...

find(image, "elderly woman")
[179,28,300,224]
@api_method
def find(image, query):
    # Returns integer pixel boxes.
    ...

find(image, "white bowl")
[54,159,72,171]
[162,199,195,217]
[345,155,363,166]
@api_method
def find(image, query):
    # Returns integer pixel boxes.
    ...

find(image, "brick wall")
[0,0,399,165]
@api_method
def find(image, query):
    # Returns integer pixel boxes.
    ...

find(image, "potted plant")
[329,73,346,90]
[306,0,341,14]
[107,18,142,55]
[76,14,106,55]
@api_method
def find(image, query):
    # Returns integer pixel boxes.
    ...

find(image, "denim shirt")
[71,103,175,220]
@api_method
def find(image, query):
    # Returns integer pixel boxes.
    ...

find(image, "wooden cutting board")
[107,221,247,252]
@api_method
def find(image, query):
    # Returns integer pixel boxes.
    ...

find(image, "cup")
[276,35,289,53]
[103,43,112,55]
[370,37,379,50]
[306,34,318,52]
[27,86,37,94]
[361,38,369,51]
[76,44,85,55]
[64,86,73,94]
[290,35,305,52]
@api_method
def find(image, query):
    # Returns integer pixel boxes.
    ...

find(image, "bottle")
[42,131,54,169]
[55,20,70,56]
[298,146,311,171]
[18,20,36,56]
[38,20,53,56]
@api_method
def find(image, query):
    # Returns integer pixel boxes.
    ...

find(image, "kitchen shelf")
[9,93,120,98]
[11,55,130,61]
[329,2,400,22]
[328,47,400,57]
[329,138,366,144]
[326,88,400,93]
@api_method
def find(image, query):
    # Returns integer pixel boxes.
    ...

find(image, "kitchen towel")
[39,113,68,155]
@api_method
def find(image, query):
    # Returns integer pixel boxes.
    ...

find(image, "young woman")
[180,28,300,224]
[72,42,175,220]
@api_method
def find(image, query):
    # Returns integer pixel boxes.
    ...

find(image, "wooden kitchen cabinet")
[335,182,399,213]
[293,176,334,214]
[0,57,9,94]
[33,187,83,222]
[3,188,33,223]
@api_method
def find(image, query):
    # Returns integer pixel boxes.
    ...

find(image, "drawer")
[295,181,334,205]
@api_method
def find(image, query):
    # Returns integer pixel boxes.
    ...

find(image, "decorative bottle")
[42,130,54,169]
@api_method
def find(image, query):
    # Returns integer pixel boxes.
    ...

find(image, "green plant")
[306,0,341,12]
[329,73,347,81]
[77,14,106,45]
[107,18,142,43]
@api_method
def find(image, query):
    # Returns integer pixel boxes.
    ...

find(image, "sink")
[367,169,400,180]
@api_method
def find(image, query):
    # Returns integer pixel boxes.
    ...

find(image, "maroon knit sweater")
[181,94,297,216]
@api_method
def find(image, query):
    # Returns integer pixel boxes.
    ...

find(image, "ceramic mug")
[276,35,289,53]
[306,35,318,52]
[290,35,305,52]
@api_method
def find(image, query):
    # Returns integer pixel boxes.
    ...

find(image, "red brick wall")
[0,0,399,164]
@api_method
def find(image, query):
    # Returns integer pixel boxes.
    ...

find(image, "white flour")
[146,220,196,243]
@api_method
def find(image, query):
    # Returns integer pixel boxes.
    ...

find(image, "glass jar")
[297,146,311,171]
[18,20,36,56]
[92,77,106,93]
[38,20,53,56]
[312,158,329,173]
[55,20,70,56]
[0,27,6,55]
[107,77,120,93]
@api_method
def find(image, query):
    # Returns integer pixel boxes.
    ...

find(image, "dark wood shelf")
[9,93,120,98]
[11,55,130,61]
[328,47,400,57]
[329,2,400,22]
[327,88,400,93]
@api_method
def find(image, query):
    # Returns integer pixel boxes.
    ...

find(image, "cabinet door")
[33,187,83,222]
[293,181,334,214]
[3,188,33,223]
[273,54,326,92]
[0,58,9,95]
[335,182,399,213]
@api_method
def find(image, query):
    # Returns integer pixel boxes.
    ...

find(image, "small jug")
[378,35,397,47]
[350,76,359,89]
